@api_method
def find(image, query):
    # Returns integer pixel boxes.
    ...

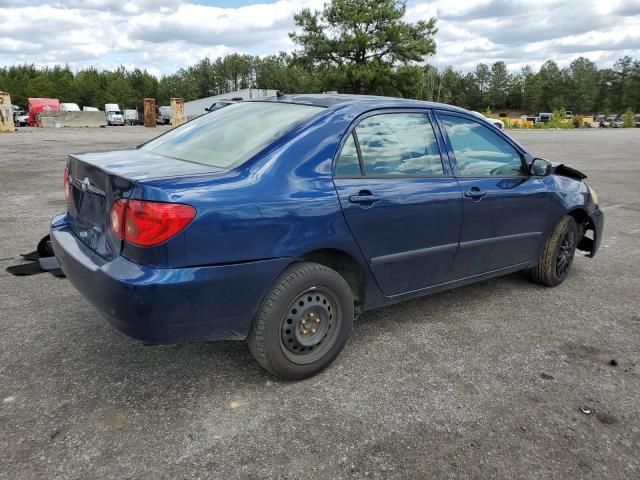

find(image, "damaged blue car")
[51,94,604,379]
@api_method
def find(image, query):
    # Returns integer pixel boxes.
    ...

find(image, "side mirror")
[530,158,552,176]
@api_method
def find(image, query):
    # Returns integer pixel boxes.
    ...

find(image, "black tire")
[530,216,578,286]
[248,262,354,380]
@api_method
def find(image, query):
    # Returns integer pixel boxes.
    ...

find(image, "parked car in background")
[470,110,505,130]
[124,109,141,125]
[609,115,624,128]
[604,114,619,127]
[593,114,607,128]
[105,104,125,126]
[12,106,28,126]
[634,114,640,127]
[157,106,172,125]
[60,103,81,112]
[539,112,552,123]
[83,106,99,112]
[51,95,604,379]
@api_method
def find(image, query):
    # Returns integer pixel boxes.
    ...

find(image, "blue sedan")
[51,94,604,379]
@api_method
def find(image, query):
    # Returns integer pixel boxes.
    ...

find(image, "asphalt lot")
[1,126,639,479]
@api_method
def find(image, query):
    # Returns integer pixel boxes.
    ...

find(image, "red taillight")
[109,199,196,247]
[64,167,71,203]
[110,199,127,239]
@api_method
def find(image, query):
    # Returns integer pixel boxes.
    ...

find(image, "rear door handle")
[464,188,487,199]
[348,191,381,205]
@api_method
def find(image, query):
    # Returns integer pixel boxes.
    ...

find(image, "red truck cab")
[27,98,60,127]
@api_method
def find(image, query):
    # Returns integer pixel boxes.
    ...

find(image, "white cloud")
[0,0,638,76]
[0,0,181,12]
[406,0,640,71]
[126,1,309,48]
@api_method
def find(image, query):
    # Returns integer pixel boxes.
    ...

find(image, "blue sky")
[0,0,638,77]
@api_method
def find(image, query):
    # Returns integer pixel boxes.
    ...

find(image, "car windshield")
[141,102,323,168]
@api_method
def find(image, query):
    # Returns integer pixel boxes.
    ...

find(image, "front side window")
[142,102,323,168]
[440,114,525,177]
[334,112,444,177]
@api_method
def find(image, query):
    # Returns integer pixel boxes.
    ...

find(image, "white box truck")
[124,109,140,126]
[104,103,125,126]
[60,103,81,111]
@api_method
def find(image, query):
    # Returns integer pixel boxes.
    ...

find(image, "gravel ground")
[0,127,638,479]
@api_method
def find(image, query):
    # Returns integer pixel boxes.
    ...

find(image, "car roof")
[270,93,469,114]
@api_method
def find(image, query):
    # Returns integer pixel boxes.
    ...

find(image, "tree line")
[1,0,639,115]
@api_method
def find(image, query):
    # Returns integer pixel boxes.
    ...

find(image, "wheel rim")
[280,287,341,365]
[556,229,575,277]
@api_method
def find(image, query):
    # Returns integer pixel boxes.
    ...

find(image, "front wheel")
[530,216,578,286]
[248,262,354,380]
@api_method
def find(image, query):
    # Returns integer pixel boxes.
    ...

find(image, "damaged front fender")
[576,208,604,258]
[552,163,588,181]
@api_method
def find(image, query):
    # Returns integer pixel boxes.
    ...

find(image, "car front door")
[333,111,463,296]
[436,112,550,278]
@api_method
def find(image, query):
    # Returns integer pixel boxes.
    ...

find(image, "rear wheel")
[530,216,578,286]
[248,262,353,380]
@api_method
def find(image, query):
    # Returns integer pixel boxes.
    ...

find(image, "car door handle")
[348,193,381,205]
[464,188,487,199]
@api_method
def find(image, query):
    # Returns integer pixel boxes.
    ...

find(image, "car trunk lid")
[66,149,222,260]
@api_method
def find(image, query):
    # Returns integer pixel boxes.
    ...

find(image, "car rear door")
[436,111,550,278]
[333,110,463,296]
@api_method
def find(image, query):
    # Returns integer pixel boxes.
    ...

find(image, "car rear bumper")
[51,213,290,343]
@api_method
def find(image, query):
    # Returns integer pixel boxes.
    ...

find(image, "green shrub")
[573,115,584,128]
[623,108,634,128]
[548,107,570,128]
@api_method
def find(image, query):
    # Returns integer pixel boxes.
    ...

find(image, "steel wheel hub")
[280,288,338,363]
[295,308,328,346]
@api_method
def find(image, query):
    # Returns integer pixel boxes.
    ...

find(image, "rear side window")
[335,113,444,176]
[440,115,525,177]
[142,102,323,168]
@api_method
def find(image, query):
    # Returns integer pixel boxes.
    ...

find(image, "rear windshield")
[141,102,323,168]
